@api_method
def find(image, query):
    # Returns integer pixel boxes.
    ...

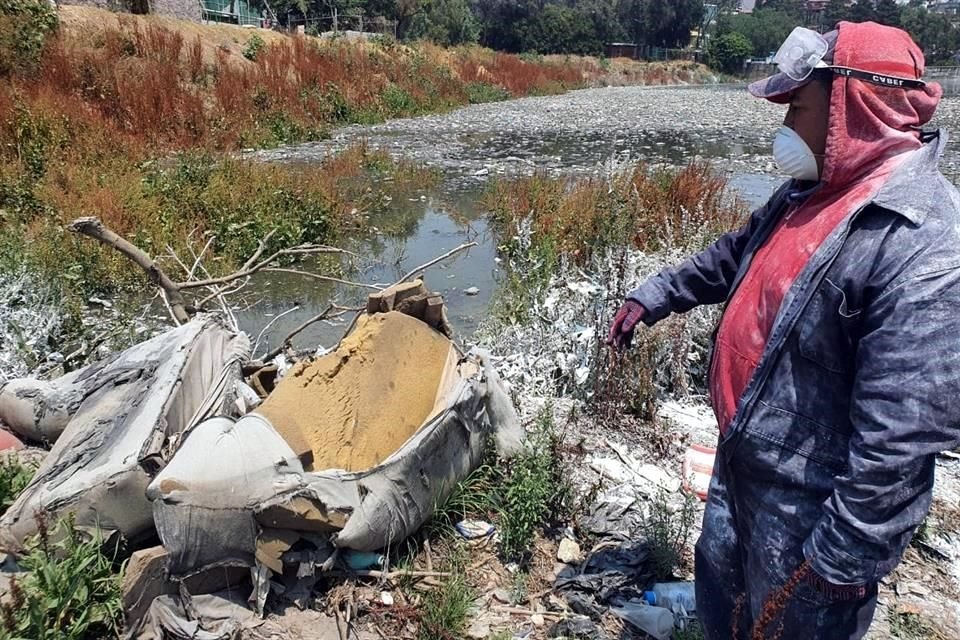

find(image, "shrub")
[644,487,697,579]
[0,516,123,640]
[417,556,476,640]
[0,0,58,77]
[498,406,570,559]
[242,33,265,61]
[465,82,511,104]
[0,455,36,516]
[708,32,753,75]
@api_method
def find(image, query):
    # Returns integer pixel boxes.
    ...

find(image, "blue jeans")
[695,443,878,640]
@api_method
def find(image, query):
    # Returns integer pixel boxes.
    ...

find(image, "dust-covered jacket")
[628,129,960,587]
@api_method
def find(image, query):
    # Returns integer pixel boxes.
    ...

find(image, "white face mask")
[772,126,820,181]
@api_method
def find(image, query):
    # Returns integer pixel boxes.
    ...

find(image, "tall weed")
[0,516,123,640]
[0,455,36,516]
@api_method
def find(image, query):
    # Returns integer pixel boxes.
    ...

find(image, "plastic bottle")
[344,550,386,570]
[643,581,697,613]
[609,602,674,640]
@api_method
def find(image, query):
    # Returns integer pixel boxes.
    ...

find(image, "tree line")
[266,0,706,54]
[265,0,960,69]
[711,0,960,73]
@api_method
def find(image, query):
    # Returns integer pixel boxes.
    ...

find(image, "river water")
[241,84,960,354]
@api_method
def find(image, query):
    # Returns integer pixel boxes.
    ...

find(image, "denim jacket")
[628,131,960,586]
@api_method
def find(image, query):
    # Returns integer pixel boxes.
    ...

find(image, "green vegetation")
[0,0,58,76]
[0,517,123,640]
[719,0,960,68]
[498,408,569,558]
[0,455,36,516]
[242,32,265,60]
[674,621,706,640]
[707,31,753,74]
[417,553,476,640]
[889,609,947,640]
[645,488,698,579]
[426,406,571,562]
[263,0,707,55]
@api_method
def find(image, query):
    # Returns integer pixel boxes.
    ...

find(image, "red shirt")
[710,198,851,434]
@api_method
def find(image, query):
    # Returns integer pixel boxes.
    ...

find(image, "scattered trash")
[578,492,643,539]
[555,540,651,613]
[465,286,480,296]
[531,613,545,627]
[643,581,696,613]
[345,551,386,570]
[148,289,522,611]
[456,519,496,540]
[681,444,715,501]
[557,538,582,564]
[380,591,394,606]
[609,601,674,640]
[547,616,608,639]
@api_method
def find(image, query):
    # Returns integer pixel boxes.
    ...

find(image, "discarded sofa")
[0,316,250,551]
[148,304,522,591]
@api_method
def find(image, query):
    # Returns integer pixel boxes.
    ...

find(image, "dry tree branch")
[331,241,479,347]
[258,305,360,363]
[252,305,301,358]
[68,217,190,324]
[393,242,477,287]
[262,268,383,291]
[177,245,352,290]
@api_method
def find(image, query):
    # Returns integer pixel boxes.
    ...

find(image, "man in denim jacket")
[608,22,960,639]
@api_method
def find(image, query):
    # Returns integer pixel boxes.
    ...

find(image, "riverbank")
[0,5,723,295]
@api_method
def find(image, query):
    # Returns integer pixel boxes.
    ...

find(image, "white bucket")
[682,444,716,501]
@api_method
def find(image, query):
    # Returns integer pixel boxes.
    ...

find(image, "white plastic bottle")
[643,581,697,613]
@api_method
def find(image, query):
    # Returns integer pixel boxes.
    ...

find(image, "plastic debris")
[345,551,386,570]
[643,581,696,614]
[456,519,496,539]
[609,601,674,640]
[557,538,582,564]
[548,616,608,639]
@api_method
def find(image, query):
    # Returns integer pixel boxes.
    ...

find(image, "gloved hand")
[606,300,647,350]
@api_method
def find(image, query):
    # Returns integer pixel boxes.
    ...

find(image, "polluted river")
[231,84,960,353]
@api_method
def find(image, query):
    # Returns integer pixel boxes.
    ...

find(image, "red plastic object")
[0,429,24,452]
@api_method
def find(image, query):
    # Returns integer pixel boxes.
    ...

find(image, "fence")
[199,2,397,36]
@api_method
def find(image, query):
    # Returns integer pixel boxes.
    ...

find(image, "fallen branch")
[259,305,359,363]
[493,606,565,620]
[252,305,301,358]
[393,242,477,287]
[177,244,352,290]
[68,217,189,324]
[263,268,382,291]
[322,569,451,579]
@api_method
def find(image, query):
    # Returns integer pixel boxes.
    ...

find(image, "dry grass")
[486,162,744,263]
[0,7,722,296]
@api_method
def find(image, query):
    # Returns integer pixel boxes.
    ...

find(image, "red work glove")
[606,300,647,350]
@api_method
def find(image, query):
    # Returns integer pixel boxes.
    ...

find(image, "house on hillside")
[931,0,960,17]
